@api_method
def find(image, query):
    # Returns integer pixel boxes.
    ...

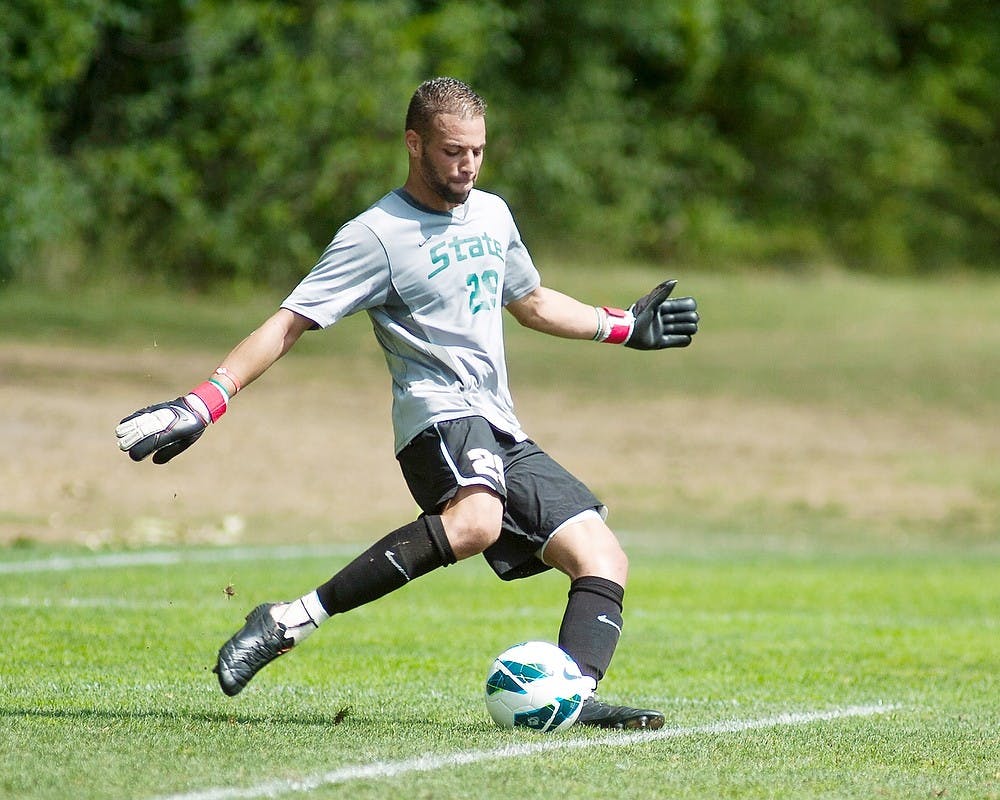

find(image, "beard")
[420,155,473,205]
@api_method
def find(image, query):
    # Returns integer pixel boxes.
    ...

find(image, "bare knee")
[439,486,504,560]
[542,518,629,585]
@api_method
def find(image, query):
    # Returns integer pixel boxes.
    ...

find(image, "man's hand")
[625,279,699,350]
[116,397,208,464]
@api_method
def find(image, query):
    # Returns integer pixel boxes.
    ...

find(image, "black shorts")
[396,416,605,581]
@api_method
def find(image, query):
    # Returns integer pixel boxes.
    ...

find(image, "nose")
[459,150,477,175]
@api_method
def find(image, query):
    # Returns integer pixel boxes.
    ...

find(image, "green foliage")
[0,0,105,282]
[1,0,998,288]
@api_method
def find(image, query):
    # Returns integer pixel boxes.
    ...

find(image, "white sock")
[270,592,330,644]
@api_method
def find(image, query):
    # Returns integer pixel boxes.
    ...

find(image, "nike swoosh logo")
[597,614,622,634]
[385,550,410,581]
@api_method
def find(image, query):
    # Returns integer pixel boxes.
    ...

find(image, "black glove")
[116,397,208,464]
[625,279,699,350]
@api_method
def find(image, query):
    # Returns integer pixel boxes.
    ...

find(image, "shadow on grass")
[0,705,348,727]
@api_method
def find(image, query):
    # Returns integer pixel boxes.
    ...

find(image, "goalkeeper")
[116,77,698,730]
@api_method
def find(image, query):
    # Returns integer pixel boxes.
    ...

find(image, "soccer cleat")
[574,696,665,730]
[214,603,294,696]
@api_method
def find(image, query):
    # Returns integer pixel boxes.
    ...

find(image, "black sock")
[315,515,455,615]
[557,576,625,683]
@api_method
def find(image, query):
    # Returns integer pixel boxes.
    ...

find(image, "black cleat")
[575,697,665,730]
[214,603,294,696]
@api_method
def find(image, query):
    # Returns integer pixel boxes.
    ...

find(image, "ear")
[405,129,422,158]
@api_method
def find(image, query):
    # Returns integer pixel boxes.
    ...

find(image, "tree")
[1,0,997,288]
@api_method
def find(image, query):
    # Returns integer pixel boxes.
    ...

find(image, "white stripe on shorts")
[536,507,607,561]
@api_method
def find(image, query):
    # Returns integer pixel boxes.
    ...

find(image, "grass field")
[0,545,996,799]
[1,267,998,798]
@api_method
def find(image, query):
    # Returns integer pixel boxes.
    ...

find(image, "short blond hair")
[405,77,486,137]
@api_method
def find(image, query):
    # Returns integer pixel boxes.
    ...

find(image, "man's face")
[412,113,486,207]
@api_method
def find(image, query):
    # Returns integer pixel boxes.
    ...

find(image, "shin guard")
[315,515,455,615]
[558,576,625,683]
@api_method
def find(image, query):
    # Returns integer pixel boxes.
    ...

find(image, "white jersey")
[281,188,541,453]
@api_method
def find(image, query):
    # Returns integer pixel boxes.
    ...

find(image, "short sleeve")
[281,221,391,328]
[500,215,540,306]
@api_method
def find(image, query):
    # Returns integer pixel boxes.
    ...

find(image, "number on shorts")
[467,447,506,489]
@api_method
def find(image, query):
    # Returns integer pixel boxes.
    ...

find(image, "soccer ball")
[484,641,593,732]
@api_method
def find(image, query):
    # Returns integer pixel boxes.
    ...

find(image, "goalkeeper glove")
[116,380,228,464]
[596,279,699,350]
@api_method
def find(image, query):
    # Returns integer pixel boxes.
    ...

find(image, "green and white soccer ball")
[484,641,593,732]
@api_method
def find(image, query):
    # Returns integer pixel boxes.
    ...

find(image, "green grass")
[506,267,1000,415]
[0,545,996,799]
[5,268,999,415]
[2,269,999,797]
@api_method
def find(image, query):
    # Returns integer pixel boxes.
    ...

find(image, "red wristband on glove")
[189,380,229,423]
[600,307,634,344]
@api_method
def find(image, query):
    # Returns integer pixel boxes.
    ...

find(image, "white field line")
[0,595,184,610]
[149,704,895,800]
[0,544,357,574]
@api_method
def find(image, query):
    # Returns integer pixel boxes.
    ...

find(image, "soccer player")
[116,77,698,729]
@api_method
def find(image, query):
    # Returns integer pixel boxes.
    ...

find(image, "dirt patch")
[517,388,997,534]
[2,341,997,548]
[1,342,408,546]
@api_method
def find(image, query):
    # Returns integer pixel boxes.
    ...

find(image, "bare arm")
[507,280,699,349]
[505,286,601,340]
[211,309,316,395]
[116,308,317,463]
